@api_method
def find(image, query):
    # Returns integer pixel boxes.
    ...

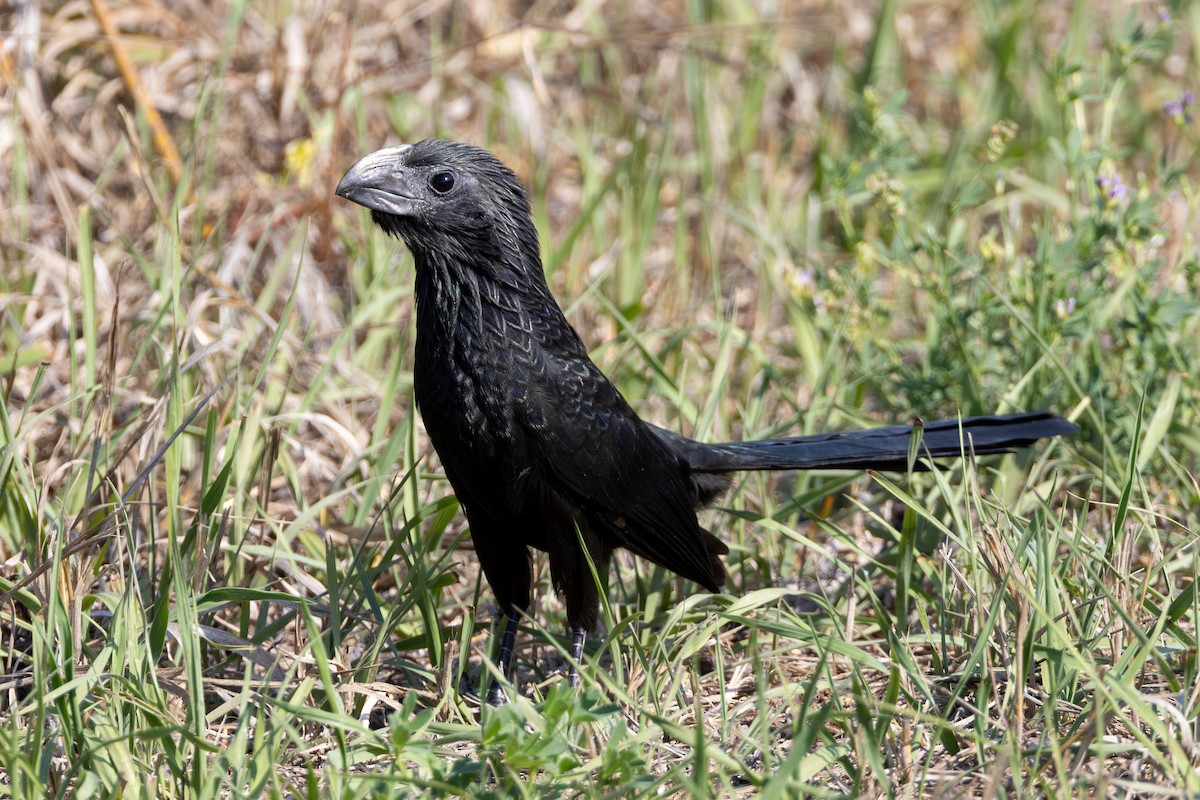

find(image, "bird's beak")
[336,144,419,216]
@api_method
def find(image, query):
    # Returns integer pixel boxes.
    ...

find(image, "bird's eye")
[430,172,455,194]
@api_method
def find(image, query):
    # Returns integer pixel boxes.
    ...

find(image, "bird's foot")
[458,671,479,700]
[566,626,586,688]
[485,613,521,704]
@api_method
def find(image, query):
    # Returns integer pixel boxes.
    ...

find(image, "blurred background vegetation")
[0,0,1198,796]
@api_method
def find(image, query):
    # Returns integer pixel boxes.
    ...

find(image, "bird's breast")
[412,288,542,457]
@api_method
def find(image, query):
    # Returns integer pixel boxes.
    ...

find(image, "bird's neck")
[410,241,556,339]
[409,238,590,388]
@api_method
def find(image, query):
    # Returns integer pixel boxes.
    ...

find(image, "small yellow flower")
[285,138,318,188]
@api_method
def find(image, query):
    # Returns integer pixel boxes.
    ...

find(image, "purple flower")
[1164,91,1196,124]
[1097,173,1128,205]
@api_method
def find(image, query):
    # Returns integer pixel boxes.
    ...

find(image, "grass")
[1,0,1199,796]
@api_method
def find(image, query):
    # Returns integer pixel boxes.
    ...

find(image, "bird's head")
[336,140,538,273]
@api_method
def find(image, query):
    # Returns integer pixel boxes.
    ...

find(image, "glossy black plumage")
[336,140,1076,697]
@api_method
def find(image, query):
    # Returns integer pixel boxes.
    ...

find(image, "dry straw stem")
[88,0,183,184]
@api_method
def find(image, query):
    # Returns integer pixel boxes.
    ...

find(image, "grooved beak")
[336,144,419,216]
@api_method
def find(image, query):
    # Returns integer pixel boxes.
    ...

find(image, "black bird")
[336,140,1075,703]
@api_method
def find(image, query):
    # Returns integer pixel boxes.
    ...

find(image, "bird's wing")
[517,352,723,591]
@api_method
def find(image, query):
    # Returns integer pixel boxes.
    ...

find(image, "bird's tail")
[656,412,1076,474]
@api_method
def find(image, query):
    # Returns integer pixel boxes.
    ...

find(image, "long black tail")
[654,412,1076,475]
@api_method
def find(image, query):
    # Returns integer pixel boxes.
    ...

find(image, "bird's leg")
[487,613,520,705]
[567,626,586,687]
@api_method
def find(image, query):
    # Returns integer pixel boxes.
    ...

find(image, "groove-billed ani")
[336,139,1076,703]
